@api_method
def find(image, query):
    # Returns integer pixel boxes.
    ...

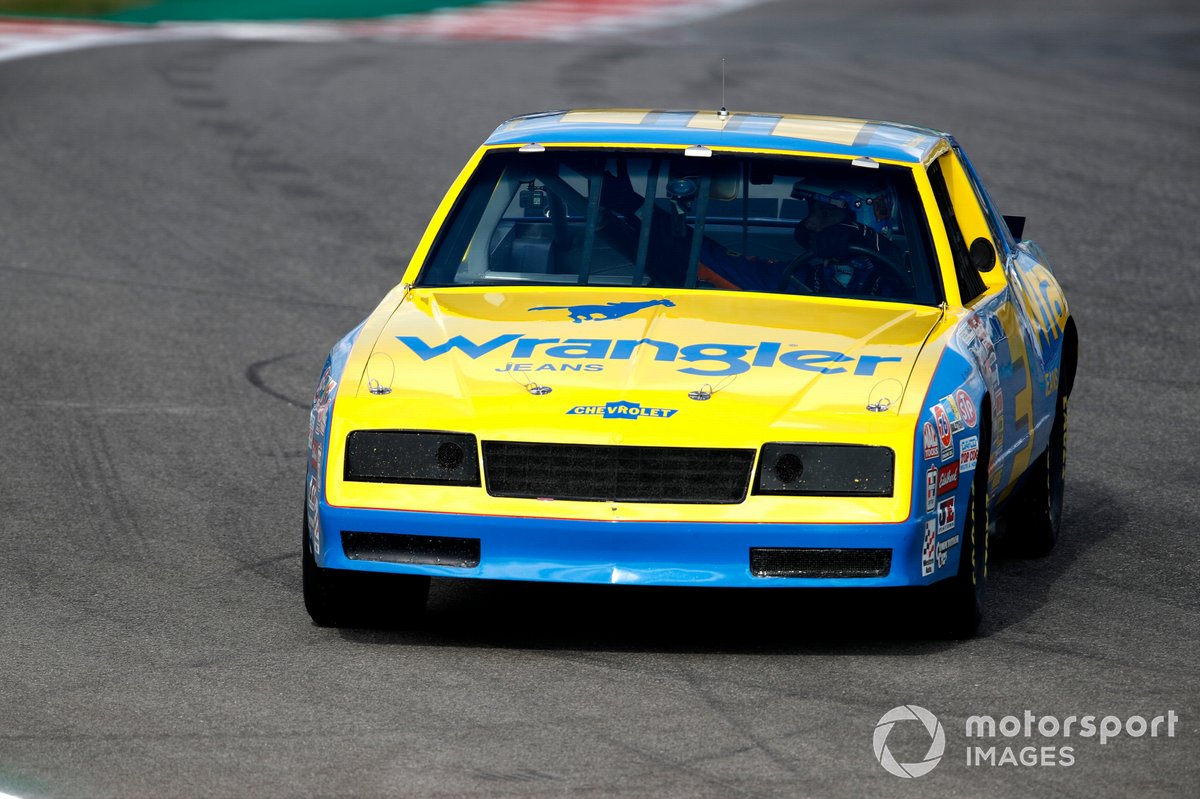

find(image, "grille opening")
[342,531,481,568]
[750,547,892,578]
[482,441,755,503]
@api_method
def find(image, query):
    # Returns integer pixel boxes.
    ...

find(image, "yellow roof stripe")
[560,110,651,126]
[685,111,729,131]
[770,116,865,146]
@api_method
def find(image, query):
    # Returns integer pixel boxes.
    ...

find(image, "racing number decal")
[995,305,1035,492]
[1010,258,1067,352]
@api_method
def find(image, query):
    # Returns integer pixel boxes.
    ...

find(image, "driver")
[599,167,906,297]
[693,186,906,297]
[782,187,906,296]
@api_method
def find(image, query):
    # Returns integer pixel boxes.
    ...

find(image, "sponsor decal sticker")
[396,333,903,378]
[931,403,955,462]
[922,421,939,460]
[937,496,956,534]
[955,388,977,428]
[937,463,959,495]
[311,511,321,557]
[941,396,965,434]
[311,368,336,438]
[936,534,960,569]
[959,435,979,473]
[566,400,678,419]
[922,519,937,577]
[992,388,1004,445]
[309,440,323,475]
[306,474,319,541]
[925,466,937,512]
[315,370,336,403]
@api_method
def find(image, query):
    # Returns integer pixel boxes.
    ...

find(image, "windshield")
[418,149,941,305]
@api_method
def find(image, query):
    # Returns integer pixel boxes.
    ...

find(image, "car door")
[927,149,1038,498]
[951,143,1070,466]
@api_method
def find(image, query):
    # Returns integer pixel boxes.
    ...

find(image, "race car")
[302,109,1076,636]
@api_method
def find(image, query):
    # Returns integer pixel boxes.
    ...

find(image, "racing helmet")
[791,182,858,225]
[792,181,897,234]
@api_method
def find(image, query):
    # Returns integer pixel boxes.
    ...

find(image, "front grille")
[342,531,481,568]
[750,547,892,578]
[482,441,755,503]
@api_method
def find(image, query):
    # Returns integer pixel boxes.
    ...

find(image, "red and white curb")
[339,0,768,40]
[0,0,768,62]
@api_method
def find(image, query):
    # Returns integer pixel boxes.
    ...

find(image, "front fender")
[909,322,989,582]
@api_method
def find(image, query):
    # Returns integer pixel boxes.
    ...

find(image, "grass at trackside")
[0,0,487,21]
[0,0,145,14]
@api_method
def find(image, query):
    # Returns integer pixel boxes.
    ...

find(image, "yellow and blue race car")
[303,109,1077,636]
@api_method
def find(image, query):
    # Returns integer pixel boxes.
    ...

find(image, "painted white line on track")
[0,0,769,62]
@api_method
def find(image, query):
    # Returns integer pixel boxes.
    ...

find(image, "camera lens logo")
[873,705,945,778]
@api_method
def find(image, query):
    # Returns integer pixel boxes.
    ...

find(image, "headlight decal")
[344,431,482,486]
[754,443,894,497]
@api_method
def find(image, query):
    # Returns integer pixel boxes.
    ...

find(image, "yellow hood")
[340,287,940,445]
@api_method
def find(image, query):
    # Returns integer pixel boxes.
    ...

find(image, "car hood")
[343,288,941,438]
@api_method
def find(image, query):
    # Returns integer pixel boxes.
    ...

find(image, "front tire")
[1008,391,1068,556]
[302,513,430,628]
[935,467,991,638]
[931,418,992,639]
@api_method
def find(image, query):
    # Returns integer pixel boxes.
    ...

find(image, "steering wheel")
[845,244,910,293]
[777,249,817,294]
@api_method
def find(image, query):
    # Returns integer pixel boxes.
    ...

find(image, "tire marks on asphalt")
[156,44,398,258]
[245,353,308,410]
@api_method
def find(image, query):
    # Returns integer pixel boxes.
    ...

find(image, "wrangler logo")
[395,334,903,378]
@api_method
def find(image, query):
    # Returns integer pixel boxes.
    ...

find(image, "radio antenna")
[718,58,729,119]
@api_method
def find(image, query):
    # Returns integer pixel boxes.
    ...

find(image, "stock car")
[303,109,1076,636]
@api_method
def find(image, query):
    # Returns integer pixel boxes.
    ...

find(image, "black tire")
[1008,391,1068,557]
[932,422,992,639]
[302,513,430,628]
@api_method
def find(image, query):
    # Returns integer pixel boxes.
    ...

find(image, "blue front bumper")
[314,502,940,588]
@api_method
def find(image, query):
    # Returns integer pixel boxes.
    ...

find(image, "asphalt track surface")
[2,1,1198,796]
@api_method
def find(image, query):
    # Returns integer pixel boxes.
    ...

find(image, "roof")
[485,109,948,164]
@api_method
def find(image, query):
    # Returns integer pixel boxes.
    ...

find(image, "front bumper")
[312,501,943,588]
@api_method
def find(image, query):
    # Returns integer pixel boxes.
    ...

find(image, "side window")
[927,159,987,304]
[952,144,1015,257]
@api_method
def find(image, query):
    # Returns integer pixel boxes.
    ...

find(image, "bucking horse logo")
[528,298,676,323]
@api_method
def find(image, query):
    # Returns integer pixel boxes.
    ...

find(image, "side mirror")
[969,237,996,272]
[1003,215,1026,240]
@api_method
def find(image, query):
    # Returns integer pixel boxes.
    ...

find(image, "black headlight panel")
[754,443,893,497]
[345,431,481,486]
